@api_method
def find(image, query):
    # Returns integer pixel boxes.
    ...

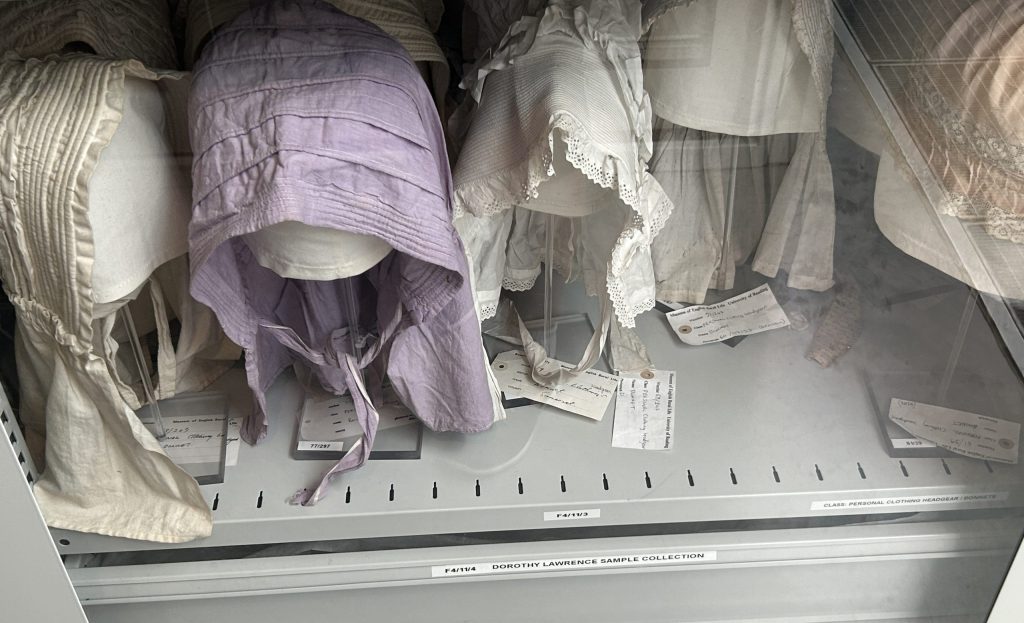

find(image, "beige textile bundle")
[0,0,178,68]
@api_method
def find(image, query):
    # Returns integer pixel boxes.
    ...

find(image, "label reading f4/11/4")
[544,508,601,521]
[431,551,717,578]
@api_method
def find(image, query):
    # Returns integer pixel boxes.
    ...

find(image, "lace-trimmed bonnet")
[454,0,672,331]
[0,0,178,69]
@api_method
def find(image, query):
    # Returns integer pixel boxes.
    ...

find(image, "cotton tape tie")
[514,295,611,388]
[289,354,380,506]
[258,311,402,505]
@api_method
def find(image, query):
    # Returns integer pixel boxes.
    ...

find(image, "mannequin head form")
[245,222,393,280]
[89,77,191,304]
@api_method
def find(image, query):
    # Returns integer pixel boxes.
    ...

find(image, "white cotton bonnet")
[453,0,673,328]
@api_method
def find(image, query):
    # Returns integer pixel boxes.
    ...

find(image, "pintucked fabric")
[189,0,494,502]
[649,120,796,303]
[183,0,449,112]
[0,0,178,69]
[0,54,235,542]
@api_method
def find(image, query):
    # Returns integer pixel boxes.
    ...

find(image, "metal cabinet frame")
[3,3,1024,622]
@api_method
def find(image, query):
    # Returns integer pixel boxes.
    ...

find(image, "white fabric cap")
[644,0,820,136]
[454,0,672,327]
[89,77,191,304]
[246,222,393,280]
[0,55,236,543]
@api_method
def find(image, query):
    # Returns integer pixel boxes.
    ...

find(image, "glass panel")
[0,0,1021,618]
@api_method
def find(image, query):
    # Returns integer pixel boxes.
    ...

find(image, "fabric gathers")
[0,55,236,543]
[188,0,495,505]
[644,0,837,302]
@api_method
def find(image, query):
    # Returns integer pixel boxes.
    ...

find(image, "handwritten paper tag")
[225,417,241,467]
[158,415,229,467]
[666,284,790,345]
[888,399,1020,464]
[612,370,676,450]
[491,350,619,420]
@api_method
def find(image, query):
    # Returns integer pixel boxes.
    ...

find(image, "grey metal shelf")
[52,268,1024,554]
[38,0,1024,562]
[67,518,1022,623]
[0,5,1017,622]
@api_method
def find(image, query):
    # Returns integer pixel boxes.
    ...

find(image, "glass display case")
[1,1,1023,621]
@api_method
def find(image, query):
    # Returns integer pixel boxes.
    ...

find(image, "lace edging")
[941,193,1024,245]
[502,275,539,291]
[479,301,498,321]
[456,113,670,327]
[909,72,1024,177]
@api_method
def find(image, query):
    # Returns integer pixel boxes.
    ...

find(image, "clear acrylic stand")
[482,216,610,408]
[124,305,229,485]
[120,306,164,438]
[484,216,599,361]
[542,213,558,354]
[863,290,1024,459]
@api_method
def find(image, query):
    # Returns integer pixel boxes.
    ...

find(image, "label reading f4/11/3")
[431,551,717,578]
[544,508,601,521]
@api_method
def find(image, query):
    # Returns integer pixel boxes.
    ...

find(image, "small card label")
[491,351,619,421]
[613,370,676,450]
[225,416,241,467]
[666,284,790,345]
[544,508,601,521]
[431,551,717,578]
[155,415,229,466]
[888,399,1020,464]
[298,387,417,453]
[811,492,1008,511]
[891,437,937,449]
[296,440,345,452]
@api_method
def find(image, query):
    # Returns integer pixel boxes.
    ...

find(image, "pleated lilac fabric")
[188,0,493,499]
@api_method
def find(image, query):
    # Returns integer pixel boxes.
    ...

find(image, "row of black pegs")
[221,457,992,510]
